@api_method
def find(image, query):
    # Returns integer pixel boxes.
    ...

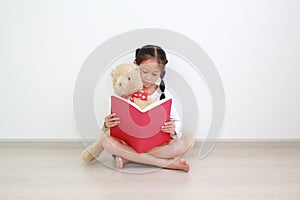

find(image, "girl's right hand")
[104,113,120,128]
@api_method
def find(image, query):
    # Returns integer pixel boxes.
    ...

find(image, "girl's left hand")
[161,121,176,137]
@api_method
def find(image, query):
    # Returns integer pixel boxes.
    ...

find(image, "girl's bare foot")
[115,156,129,170]
[166,159,190,172]
[115,156,123,169]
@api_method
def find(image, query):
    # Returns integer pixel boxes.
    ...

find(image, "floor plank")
[0,142,299,200]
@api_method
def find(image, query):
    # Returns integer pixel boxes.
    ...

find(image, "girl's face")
[138,59,162,88]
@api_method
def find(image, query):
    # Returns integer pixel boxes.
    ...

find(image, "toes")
[180,159,190,172]
[115,156,123,170]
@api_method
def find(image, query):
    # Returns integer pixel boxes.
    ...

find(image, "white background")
[0,0,299,140]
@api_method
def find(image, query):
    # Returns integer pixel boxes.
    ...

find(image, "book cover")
[110,94,172,153]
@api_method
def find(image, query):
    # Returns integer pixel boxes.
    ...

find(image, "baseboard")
[0,138,300,148]
[0,139,82,148]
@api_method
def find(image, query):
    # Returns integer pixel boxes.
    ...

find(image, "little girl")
[83,45,193,172]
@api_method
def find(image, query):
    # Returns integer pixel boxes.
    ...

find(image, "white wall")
[0,0,299,140]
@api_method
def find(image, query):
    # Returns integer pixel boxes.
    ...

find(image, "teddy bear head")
[111,63,143,97]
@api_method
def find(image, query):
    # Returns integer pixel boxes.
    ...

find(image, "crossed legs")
[82,135,194,172]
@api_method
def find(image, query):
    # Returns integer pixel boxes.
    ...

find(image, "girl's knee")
[103,136,125,151]
[172,140,189,157]
[102,137,116,151]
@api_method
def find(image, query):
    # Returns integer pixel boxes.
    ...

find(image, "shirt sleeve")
[170,100,183,139]
[164,89,183,139]
[101,93,113,132]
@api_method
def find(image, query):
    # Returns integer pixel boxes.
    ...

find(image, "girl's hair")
[135,45,168,100]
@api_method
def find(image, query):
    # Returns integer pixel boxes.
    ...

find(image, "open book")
[110,94,172,153]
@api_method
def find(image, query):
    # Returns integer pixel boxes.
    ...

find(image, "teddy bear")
[111,63,156,109]
[81,63,156,162]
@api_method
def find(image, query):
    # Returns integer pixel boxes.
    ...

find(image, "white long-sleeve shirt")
[148,87,183,139]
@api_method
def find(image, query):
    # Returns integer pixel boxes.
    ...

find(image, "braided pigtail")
[159,70,166,100]
[135,45,168,100]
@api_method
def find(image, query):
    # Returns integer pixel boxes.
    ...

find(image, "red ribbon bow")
[129,91,149,102]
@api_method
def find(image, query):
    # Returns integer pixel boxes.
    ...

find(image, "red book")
[110,94,172,153]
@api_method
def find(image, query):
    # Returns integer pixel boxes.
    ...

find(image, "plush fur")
[81,63,155,162]
[111,63,155,109]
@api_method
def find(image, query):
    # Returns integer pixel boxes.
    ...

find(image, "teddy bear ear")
[110,69,115,77]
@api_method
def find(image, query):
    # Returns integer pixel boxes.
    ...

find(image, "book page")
[111,94,172,113]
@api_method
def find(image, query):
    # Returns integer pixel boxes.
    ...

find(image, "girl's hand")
[161,121,176,137]
[104,113,120,128]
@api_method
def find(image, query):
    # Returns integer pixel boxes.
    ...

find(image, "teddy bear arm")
[133,97,156,110]
[133,98,149,110]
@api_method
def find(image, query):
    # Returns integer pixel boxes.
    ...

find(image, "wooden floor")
[0,141,300,200]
